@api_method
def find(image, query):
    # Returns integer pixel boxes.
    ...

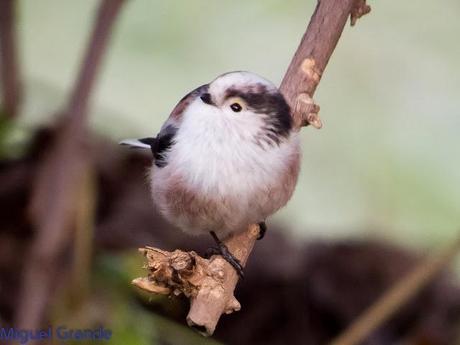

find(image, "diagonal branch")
[330,235,460,345]
[15,0,126,330]
[281,0,358,128]
[0,0,21,118]
[133,0,370,337]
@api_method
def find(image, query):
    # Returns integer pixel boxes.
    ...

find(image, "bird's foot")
[257,221,267,240]
[206,231,244,279]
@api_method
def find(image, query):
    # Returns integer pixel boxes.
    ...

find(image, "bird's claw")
[207,231,245,279]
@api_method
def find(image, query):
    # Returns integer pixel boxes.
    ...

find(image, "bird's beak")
[200,92,215,106]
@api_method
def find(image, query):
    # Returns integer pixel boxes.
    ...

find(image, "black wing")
[150,125,177,168]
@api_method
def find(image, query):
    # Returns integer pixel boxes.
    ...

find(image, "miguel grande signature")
[0,326,112,344]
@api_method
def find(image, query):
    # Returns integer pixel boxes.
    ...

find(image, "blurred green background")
[16,0,460,246]
[2,0,460,344]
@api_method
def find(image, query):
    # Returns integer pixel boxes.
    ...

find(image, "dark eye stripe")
[225,88,292,138]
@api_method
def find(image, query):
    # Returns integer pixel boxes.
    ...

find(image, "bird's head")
[179,71,293,145]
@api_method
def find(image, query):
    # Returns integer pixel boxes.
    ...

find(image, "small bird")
[121,71,301,277]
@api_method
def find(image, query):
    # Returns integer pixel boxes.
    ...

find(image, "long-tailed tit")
[121,71,301,277]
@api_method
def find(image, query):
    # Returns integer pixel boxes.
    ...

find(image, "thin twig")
[66,0,127,130]
[15,0,126,330]
[134,0,371,336]
[330,235,460,345]
[350,0,372,26]
[0,0,21,118]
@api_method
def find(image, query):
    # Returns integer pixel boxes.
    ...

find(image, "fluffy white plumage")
[147,72,301,238]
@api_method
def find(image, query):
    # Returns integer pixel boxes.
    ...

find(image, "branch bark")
[0,0,21,118]
[15,0,126,330]
[280,0,370,129]
[133,0,370,336]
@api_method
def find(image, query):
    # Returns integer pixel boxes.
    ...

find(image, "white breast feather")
[151,98,300,235]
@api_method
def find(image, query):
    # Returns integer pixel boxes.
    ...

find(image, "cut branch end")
[133,224,260,336]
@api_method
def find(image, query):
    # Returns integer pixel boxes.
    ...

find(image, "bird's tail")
[119,137,156,149]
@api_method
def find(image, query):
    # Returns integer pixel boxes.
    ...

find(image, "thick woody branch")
[134,224,260,335]
[134,0,370,337]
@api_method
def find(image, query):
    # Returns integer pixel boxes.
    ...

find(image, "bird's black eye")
[230,103,242,112]
[200,93,212,105]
